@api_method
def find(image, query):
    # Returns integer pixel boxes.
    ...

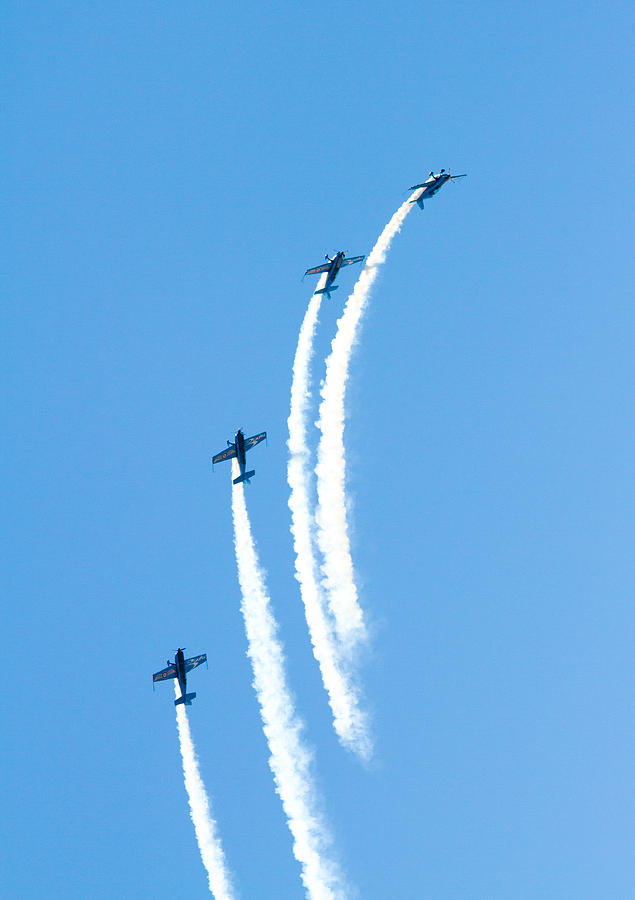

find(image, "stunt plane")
[153,648,207,706]
[303,250,365,299]
[212,428,267,484]
[409,170,467,209]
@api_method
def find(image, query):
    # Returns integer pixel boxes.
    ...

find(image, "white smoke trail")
[174,684,235,900]
[287,275,372,761]
[315,197,416,654]
[231,461,346,900]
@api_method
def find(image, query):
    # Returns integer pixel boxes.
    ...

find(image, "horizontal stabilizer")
[233,470,255,485]
[175,692,197,707]
[315,285,338,296]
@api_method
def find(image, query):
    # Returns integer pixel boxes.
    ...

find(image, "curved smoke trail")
[315,197,416,654]
[231,462,346,900]
[174,684,235,899]
[287,275,372,762]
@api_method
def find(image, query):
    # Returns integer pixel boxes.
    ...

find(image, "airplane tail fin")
[175,692,197,707]
[416,198,425,209]
[315,285,338,297]
[233,470,255,485]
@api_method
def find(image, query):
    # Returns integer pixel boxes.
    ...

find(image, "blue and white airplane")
[303,250,365,299]
[153,648,207,707]
[409,170,467,209]
[212,428,267,485]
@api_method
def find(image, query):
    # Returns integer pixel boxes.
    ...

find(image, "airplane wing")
[184,653,207,673]
[304,263,331,277]
[153,665,177,683]
[212,445,237,465]
[340,255,365,267]
[244,431,266,451]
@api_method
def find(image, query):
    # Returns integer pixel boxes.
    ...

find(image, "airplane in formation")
[303,250,365,299]
[212,428,267,484]
[153,648,207,706]
[409,170,467,209]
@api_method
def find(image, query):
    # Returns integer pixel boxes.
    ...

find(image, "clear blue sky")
[4,1,634,897]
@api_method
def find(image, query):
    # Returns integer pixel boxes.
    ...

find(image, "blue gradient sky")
[4,1,634,897]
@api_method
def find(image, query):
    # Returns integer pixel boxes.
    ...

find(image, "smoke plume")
[231,462,346,899]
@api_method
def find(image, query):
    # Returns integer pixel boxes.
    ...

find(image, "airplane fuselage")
[175,648,188,697]
[235,429,247,478]
[324,252,345,294]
